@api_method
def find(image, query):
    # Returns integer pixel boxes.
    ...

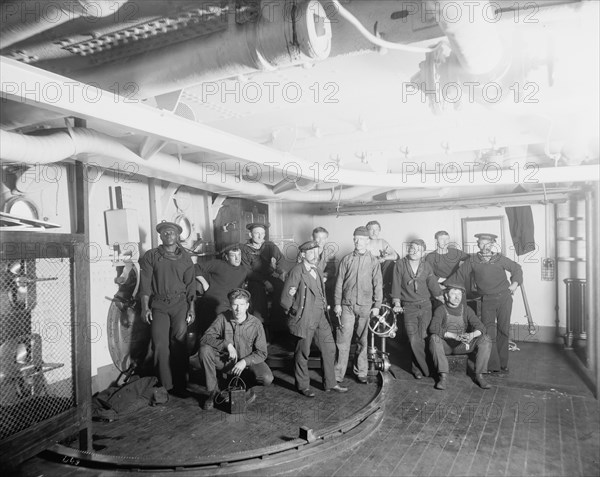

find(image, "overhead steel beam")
[319,189,578,215]
[2,57,598,190]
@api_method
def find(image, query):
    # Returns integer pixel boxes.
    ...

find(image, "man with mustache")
[449,233,522,374]
[281,241,347,397]
[429,280,492,390]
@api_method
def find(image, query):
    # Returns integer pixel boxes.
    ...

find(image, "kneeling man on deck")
[199,289,273,410]
[281,241,348,397]
[428,281,492,390]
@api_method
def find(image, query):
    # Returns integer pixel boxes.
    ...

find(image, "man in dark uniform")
[392,239,443,379]
[449,233,523,374]
[240,223,285,325]
[199,288,273,410]
[425,230,469,286]
[194,245,249,334]
[281,241,348,397]
[334,226,382,384]
[429,280,492,390]
[140,221,196,397]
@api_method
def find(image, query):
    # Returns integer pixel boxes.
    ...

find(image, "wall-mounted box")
[104,209,140,245]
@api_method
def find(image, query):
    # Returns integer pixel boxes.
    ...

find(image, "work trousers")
[481,290,513,371]
[335,303,370,381]
[247,278,284,323]
[403,301,432,377]
[429,334,491,374]
[150,297,188,391]
[294,311,336,390]
[198,345,273,393]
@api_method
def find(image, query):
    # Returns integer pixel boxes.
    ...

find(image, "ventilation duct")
[0,1,129,51]
[67,0,332,99]
[0,128,375,203]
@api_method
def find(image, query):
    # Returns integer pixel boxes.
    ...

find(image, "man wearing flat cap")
[199,288,273,410]
[428,281,492,390]
[448,233,522,374]
[240,223,285,329]
[334,226,383,384]
[140,221,196,398]
[392,239,443,379]
[281,241,347,397]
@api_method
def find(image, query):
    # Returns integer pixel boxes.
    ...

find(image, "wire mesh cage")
[0,258,75,439]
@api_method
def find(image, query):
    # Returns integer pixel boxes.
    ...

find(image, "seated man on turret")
[199,288,273,410]
[428,280,492,390]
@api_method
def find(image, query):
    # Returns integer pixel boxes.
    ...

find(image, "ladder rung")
[558,258,587,262]
[557,217,584,221]
[557,237,585,241]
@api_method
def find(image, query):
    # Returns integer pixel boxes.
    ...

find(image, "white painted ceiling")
[1,0,598,204]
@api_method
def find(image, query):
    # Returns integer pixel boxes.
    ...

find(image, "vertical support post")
[552,204,561,340]
[585,186,598,395]
[72,117,92,452]
[148,178,158,249]
[564,279,574,349]
[73,162,93,452]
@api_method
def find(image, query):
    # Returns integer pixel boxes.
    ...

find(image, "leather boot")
[475,374,491,389]
[435,373,447,390]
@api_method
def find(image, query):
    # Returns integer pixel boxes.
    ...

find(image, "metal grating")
[0,258,75,440]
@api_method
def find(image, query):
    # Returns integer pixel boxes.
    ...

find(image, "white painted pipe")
[0,128,375,202]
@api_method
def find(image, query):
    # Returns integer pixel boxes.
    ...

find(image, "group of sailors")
[139,219,523,409]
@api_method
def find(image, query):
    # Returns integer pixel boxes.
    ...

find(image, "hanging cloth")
[505,203,535,256]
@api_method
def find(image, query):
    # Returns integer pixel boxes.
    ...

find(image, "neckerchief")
[475,252,501,264]
[405,257,425,292]
[157,244,183,261]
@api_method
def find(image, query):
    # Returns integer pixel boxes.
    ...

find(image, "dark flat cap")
[220,243,241,255]
[156,221,182,234]
[246,222,270,231]
[353,226,369,237]
[299,240,319,252]
[443,280,466,292]
[227,288,251,301]
[409,238,427,249]
[474,233,498,241]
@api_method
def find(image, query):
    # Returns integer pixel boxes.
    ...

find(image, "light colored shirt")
[366,238,396,259]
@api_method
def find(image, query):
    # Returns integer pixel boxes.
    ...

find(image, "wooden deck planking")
[413,385,482,476]
[372,382,464,476]
[339,387,426,476]
[574,395,600,476]
[464,385,510,476]
[13,342,600,476]
[504,389,537,477]
[345,383,412,477]
[398,379,475,476]
[544,392,565,476]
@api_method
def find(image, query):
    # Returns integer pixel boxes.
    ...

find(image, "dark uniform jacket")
[240,240,283,281]
[391,258,442,304]
[450,253,523,296]
[280,262,328,339]
[139,245,195,303]
[429,304,486,336]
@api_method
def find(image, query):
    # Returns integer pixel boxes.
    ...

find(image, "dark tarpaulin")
[505,205,536,256]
